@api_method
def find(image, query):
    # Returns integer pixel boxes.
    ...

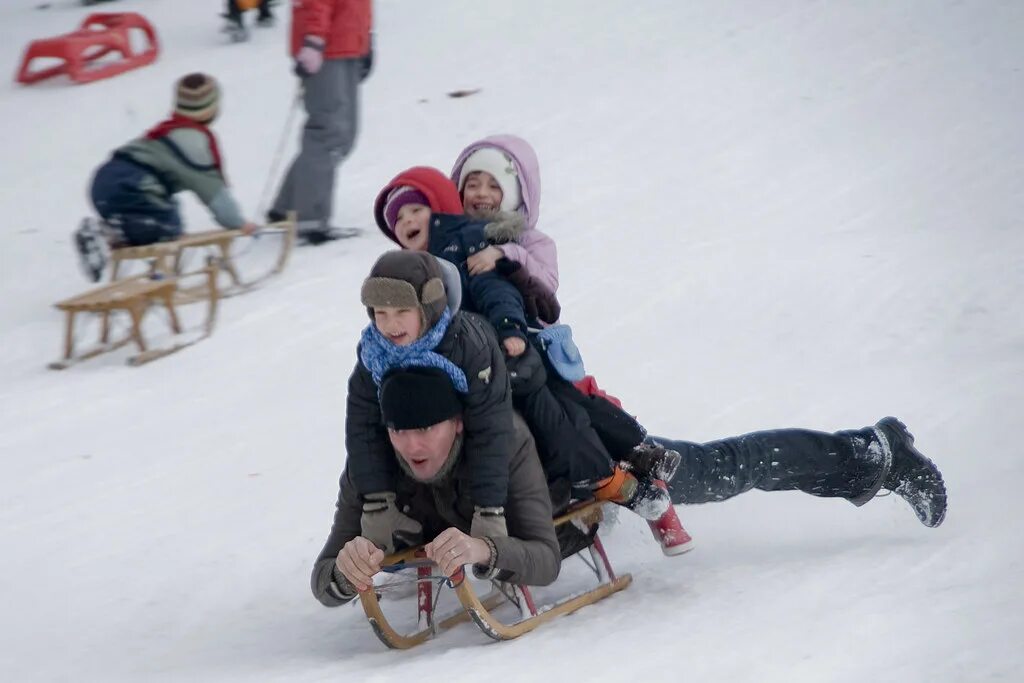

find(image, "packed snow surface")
[1,1,1021,681]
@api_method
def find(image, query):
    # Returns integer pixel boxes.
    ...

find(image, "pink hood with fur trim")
[451,135,559,294]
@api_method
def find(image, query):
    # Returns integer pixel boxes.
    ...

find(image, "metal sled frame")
[358,501,632,649]
[49,262,220,369]
[107,214,297,304]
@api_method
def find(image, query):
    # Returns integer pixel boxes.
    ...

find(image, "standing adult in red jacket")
[268,0,373,245]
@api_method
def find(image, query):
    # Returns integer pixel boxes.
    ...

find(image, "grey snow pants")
[271,58,361,226]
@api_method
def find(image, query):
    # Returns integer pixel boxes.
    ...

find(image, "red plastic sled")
[16,12,159,86]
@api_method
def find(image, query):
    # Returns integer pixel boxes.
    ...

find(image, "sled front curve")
[107,213,297,303]
[359,582,506,650]
[456,572,632,641]
[357,500,631,648]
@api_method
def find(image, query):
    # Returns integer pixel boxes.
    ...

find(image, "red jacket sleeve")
[296,0,336,41]
[291,0,371,57]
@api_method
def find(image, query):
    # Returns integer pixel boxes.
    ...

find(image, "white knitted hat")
[457,147,521,212]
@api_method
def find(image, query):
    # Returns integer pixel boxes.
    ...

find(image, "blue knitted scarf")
[359,308,469,393]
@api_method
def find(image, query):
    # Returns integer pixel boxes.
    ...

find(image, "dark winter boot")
[297,221,363,245]
[876,417,947,527]
[850,417,947,527]
[623,442,682,481]
[73,217,110,282]
[592,466,672,521]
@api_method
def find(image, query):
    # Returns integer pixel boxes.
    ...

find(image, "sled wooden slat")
[56,274,174,311]
[456,573,632,641]
[49,264,220,369]
[360,587,506,650]
[107,215,297,303]
[553,499,605,527]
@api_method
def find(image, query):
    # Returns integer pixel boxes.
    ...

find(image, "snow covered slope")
[1,1,1021,681]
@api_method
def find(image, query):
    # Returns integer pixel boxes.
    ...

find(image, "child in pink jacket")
[451,135,559,299]
[450,135,684,495]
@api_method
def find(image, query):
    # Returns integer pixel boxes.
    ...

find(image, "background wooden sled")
[49,263,220,369]
[358,501,632,649]
[107,214,297,304]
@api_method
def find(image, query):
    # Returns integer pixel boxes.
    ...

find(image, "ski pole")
[255,84,304,222]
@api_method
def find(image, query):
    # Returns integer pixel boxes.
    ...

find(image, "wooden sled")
[49,263,219,370]
[107,214,297,304]
[358,501,632,649]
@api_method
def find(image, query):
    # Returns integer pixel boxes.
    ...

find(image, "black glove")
[505,343,547,398]
[359,33,374,82]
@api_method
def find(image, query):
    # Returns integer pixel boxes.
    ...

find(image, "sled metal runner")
[49,262,220,369]
[107,214,297,304]
[358,501,632,649]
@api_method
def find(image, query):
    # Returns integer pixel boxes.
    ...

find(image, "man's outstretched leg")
[653,416,947,527]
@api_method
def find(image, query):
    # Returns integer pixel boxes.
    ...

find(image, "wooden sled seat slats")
[107,216,297,304]
[358,501,632,649]
[49,265,219,370]
[56,274,175,310]
[50,217,294,369]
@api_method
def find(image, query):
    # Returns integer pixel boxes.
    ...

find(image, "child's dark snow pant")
[653,426,883,505]
[514,362,647,490]
[90,156,183,246]
[515,380,614,488]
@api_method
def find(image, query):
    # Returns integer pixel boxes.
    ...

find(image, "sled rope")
[377,559,461,590]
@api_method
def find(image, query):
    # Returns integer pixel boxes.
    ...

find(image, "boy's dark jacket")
[346,311,513,508]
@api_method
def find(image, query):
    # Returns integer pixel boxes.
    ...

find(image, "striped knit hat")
[174,73,220,123]
[383,186,430,233]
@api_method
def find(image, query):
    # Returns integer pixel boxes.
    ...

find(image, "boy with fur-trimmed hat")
[73,73,258,281]
[347,250,515,553]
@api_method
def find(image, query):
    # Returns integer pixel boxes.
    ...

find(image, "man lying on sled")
[312,367,563,604]
[311,365,948,606]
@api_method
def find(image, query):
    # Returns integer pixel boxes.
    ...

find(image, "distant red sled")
[16,12,159,86]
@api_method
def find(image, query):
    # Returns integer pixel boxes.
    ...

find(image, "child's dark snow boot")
[592,466,672,521]
[626,475,673,520]
[850,417,947,527]
[74,217,110,282]
[623,442,682,482]
[221,12,248,42]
